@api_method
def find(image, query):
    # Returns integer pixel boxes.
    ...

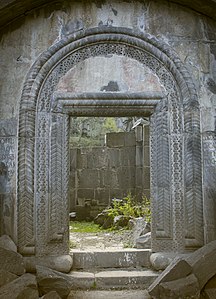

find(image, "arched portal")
[18,27,203,256]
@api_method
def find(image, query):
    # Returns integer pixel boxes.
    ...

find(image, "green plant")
[70,221,105,233]
[141,195,151,223]
[107,193,151,223]
[69,239,77,249]
[91,281,97,289]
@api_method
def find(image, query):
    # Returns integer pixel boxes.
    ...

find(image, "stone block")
[108,148,121,168]
[203,274,216,298]
[186,240,216,289]
[109,171,119,189]
[106,132,124,148]
[0,269,17,288]
[144,126,150,146]
[124,132,136,147]
[203,288,216,299]
[135,146,143,166]
[110,189,123,200]
[0,273,38,299]
[77,149,87,169]
[118,167,135,188]
[41,291,62,299]
[95,270,158,290]
[94,188,110,204]
[77,169,99,188]
[69,189,76,211]
[205,274,216,289]
[68,271,95,290]
[135,126,143,142]
[99,170,107,188]
[69,171,76,187]
[120,147,135,166]
[24,255,73,273]
[0,247,25,275]
[70,148,77,169]
[87,148,108,169]
[136,232,151,249]
[72,249,151,269]
[149,1,204,39]
[159,273,200,299]
[77,188,94,200]
[75,206,90,221]
[143,189,150,199]
[0,118,17,137]
[67,290,152,299]
[144,146,150,166]
[0,234,17,252]
[36,266,72,298]
[143,167,150,189]
[95,250,152,268]
[148,256,192,298]
[136,167,143,187]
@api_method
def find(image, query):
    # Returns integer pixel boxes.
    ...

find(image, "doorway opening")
[69,116,151,250]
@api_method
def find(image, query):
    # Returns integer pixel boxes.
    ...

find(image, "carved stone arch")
[18,27,203,256]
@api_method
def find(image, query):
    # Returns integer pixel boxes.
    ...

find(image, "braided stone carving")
[17,27,203,255]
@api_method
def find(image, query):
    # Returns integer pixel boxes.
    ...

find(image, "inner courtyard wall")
[69,131,150,220]
[0,0,215,244]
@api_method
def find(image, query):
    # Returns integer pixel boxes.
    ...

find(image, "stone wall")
[69,131,150,220]
[0,0,215,253]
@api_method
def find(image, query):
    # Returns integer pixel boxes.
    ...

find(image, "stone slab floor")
[68,290,151,299]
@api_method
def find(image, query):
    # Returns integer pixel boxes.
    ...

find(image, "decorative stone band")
[17,27,203,256]
[52,92,164,116]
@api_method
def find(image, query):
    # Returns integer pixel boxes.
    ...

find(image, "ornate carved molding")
[52,92,163,115]
[17,27,203,255]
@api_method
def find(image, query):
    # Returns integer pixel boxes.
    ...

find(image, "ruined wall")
[0,0,215,244]
[70,131,146,220]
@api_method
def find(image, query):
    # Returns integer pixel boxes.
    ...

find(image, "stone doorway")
[69,116,150,221]
[17,27,204,258]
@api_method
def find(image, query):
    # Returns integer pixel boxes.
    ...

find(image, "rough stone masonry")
[0,0,215,268]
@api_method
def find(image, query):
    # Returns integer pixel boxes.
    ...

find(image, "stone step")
[71,249,151,269]
[67,290,152,299]
[68,269,158,290]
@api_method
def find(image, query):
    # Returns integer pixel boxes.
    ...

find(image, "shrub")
[107,193,151,224]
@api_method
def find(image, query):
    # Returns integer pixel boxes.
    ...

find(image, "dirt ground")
[69,229,133,251]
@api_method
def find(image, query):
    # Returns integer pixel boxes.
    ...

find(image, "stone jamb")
[17,27,203,256]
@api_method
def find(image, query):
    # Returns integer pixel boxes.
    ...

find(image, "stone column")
[203,131,216,243]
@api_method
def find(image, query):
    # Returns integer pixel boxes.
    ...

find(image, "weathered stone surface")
[0,234,17,252]
[0,0,216,260]
[67,271,95,290]
[94,212,113,229]
[0,273,38,299]
[72,249,151,269]
[0,118,17,137]
[203,288,216,299]
[95,269,158,290]
[148,257,192,298]
[136,232,151,249]
[0,269,18,288]
[41,290,62,299]
[159,273,200,299]
[150,252,185,271]
[0,247,25,275]
[186,240,216,289]
[67,290,152,299]
[113,215,130,228]
[36,266,72,298]
[201,273,216,298]
[129,217,150,246]
[24,255,73,273]
[205,274,216,289]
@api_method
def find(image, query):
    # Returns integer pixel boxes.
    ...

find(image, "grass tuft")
[69,221,105,233]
